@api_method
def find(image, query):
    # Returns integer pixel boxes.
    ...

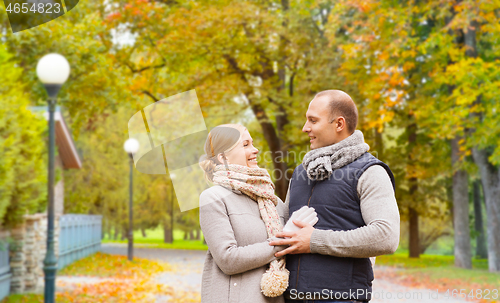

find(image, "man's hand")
[269,220,314,257]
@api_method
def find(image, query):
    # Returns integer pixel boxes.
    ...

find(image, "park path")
[92,244,469,303]
[99,243,204,302]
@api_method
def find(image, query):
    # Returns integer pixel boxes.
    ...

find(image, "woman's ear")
[217,153,225,164]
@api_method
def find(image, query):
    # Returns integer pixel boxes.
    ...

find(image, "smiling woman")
[197,124,288,303]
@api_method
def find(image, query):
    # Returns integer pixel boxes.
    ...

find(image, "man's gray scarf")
[302,130,370,181]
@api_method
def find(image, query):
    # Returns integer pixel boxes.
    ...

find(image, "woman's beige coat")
[199,185,287,303]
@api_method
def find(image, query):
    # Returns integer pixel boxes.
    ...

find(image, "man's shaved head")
[314,90,358,134]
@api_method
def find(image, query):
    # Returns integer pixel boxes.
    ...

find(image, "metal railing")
[0,241,11,301]
[58,214,102,270]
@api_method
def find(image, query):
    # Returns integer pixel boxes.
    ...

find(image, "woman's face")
[221,129,259,168]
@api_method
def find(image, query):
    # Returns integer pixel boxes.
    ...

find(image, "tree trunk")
[195,229,201,240]
[249,103,289,200]
[465,19,500,272]
[473,180,488,259]
[189,230,195,240]
[141,228,147,238]
[163,222,173,243]
[408,119,420,258]
[184,231,188,240]
[170,183,175,242]
[472,147,500,272]
[451,137,472,268]
[409,207,420,258]
[113,226,119,240]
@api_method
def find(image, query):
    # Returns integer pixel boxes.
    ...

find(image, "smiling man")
[269,90,400,303]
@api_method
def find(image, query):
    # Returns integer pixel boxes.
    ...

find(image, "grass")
[102,227,208,250]
[376,253,489,269]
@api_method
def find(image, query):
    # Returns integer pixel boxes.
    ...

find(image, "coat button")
[233,283,237,286]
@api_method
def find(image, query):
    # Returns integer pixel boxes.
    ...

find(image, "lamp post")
[124,138,139,261]
[36,53,70,303]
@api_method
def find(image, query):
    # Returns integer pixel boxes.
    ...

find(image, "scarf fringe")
[260,266,289,297]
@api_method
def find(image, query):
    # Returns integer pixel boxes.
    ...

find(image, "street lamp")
[124,138,139,261]
[36,53,70,303]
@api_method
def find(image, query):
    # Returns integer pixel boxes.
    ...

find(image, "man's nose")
[302,122,310,133]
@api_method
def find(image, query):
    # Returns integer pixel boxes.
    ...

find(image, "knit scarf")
[212,164,289,297]
[302,130,370,181]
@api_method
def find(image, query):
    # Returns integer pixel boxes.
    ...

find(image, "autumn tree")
[0,0,129,139]
[103,0,351,200]
[0,45,48,228]
[325,0,456,259]
[405,0,500,271]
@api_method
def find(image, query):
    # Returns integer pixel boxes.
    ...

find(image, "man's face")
[302,96,341,149]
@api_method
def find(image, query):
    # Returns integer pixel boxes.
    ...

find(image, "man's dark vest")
[285,152,395,301]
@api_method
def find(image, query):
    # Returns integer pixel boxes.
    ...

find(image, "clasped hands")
[269,206,318,257]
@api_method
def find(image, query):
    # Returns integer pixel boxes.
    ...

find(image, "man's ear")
[336,116,346,132]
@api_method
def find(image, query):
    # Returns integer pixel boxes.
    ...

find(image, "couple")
[198,90,400,303]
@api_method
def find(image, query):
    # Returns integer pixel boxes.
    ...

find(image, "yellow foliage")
[403,62,415,72]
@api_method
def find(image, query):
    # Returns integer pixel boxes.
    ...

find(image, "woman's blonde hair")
[199,124,247,183]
